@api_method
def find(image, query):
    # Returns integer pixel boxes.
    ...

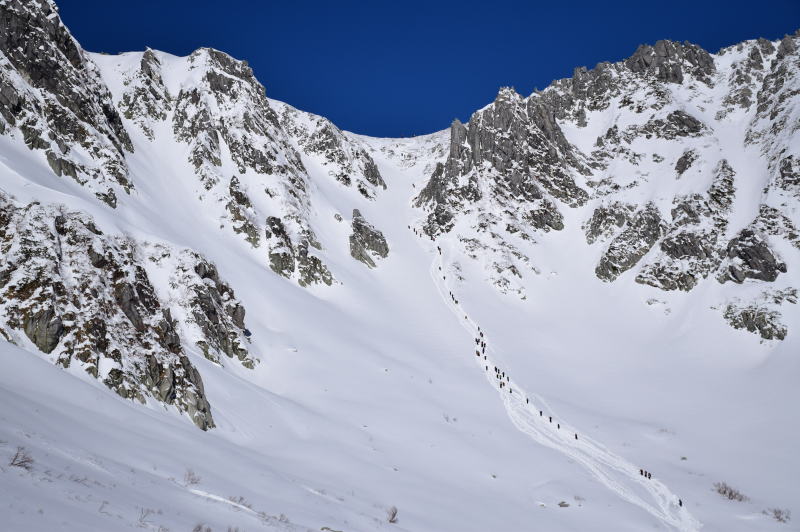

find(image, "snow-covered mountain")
[0,1,798,530]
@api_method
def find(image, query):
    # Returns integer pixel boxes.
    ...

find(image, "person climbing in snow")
[574,434,578,440]
[678,499,682,507]
[549,416,552,423]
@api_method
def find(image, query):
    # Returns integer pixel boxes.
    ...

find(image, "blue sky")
[58,0,799,137]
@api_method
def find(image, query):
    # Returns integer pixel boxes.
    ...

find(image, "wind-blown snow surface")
[0,14,798,532]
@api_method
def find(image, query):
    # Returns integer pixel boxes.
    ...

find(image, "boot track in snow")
[425,238,701,532]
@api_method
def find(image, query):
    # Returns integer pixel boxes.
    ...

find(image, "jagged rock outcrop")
[264,216,333,286]
[596,203,665,281]
[96,44,337,284]
[118,48,171,139]
[143,246,256,369]
[624,40,715,84]
[0,194,215,429]
[275,101,387,199]
[414,87,589,294]
[226,175,261,247]
[718,229,787,284]
[635,161,736,291]
[416,87,588,238]
[722,288,797,340]
[0,0,133,206]
[171,48,309,190]
[583,202,635,244]
[675,149,698,176]
[349,210,389,268]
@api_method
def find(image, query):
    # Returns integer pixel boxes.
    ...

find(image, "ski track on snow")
[423,236,702,532]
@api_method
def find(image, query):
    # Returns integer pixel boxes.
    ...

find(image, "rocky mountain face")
[273,100,387,199]
[415,33,800,330]
[0,0,132,207]
[0,0,395,427]
[0,192,255,429]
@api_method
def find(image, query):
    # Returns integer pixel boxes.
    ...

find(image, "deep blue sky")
[58,0,799,137]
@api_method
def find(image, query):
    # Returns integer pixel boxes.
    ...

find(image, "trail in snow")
[417,231,702,532]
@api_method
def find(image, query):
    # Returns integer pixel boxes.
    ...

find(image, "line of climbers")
[417,225,686,513]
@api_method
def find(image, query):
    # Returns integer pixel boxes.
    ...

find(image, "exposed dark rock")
[525,200,564,232]
[277,103,387,198]
[350,209,389,268]
[584,202,635,244]
[172,48,308,193]
[226,176,260,247]
[0,195,215,430]
[23,307,63,353]
[675,150,697,176]
[719,229,786,283]
[264,216,333,286]
[265,216,296,278]
[722,288,796,340]
[596,203,664,281]
[119,48,171,139]
[416,88,586,243]
[624,40,715,84]
[297,240,334,287]
[0,0,133,199]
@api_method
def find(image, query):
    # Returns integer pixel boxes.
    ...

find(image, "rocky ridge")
[0,0,133,207]
[414,32,800,331]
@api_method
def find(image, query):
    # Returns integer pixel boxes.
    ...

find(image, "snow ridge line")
[425,241,701,532]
